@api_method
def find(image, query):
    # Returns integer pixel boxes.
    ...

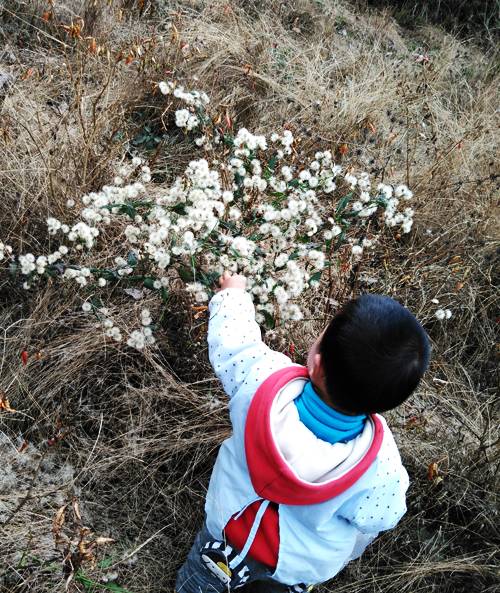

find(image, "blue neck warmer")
[294,381,366,444]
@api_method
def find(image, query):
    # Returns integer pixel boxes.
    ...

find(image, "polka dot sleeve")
[207,288,291,398]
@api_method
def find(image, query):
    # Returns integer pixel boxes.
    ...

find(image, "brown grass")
[0,1,498,592]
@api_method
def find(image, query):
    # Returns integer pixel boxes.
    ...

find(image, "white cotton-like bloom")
[351,245,363,257]
[323,180,336,194]
[229,207,242,220]
[281,130,294,149]
[378,183,393,199]
[304,218,318,236]
[82,302,92,312]
[231,236,256,258]
[234,128,267,151]
[19,253,36,275]
[0,242,13,262]
[66,199,75,208]
[395,184,413,200]
[274,253,289,268]
[274,285,289,304]
[175,109,190,128]
[98,278,107,287]
[141,309,152,326]
[47,217,62,235]
[222,191,234,204]
[127,329,145,350]
[402,218,413,233]
[344,173,357,188]
[159,80,174,95]
[358,204,378,218]
[435,309,445,320]
[431,298,440,304]
[185,282,209,303]
[445,309,452,319]
[283,303,303,321]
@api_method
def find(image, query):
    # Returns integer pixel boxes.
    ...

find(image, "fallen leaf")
[427,462,439,481]
[73,497,82,522]
[53,505,67,538]
[21,68,35,81]
[0,391,16,413]
[124,288,144,300]
[18,439,29,453]
[94,537,115,545]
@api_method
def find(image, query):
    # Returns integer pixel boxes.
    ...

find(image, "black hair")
[319,294,431,414]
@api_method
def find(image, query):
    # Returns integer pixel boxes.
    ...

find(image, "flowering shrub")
[1,81,418,349]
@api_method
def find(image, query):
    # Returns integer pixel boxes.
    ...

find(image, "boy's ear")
[311,353,324,381]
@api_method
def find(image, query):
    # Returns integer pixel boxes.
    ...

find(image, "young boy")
[176,271,431,593]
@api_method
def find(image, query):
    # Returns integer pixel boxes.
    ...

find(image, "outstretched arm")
[207,272,291,398]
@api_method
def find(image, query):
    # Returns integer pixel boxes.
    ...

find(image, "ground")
[0,1,498,592]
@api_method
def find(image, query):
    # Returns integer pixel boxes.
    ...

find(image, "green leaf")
[90,296,103,309]
[263,155,278,180]
[262,310,276,329]
[172,203,187,215]
[143,277,156,290]
[335,193,353,216]
[119,204,137,219]
[310,271,322,283]
[98,557,114,569]
[127,251,138,267]
[9,262,18,276]
[99,270,119,281]
[199,270,220,287]
[178,266,194,282]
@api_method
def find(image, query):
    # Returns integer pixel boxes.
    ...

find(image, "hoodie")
[205,289,409,586]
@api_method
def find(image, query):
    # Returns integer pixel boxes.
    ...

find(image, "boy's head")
[307,294,431,415]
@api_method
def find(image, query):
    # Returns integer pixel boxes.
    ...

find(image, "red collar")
[244,366,384,505]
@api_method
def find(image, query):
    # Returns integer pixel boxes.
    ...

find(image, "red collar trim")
[244,366,384,505]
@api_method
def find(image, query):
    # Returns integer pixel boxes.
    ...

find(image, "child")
[176,271,430,593]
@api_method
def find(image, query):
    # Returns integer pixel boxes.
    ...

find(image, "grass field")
[0,1,498,592]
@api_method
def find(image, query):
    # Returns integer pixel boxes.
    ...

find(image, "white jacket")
[204,288,409,586]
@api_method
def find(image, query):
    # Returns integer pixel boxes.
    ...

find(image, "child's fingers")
[219,271,231,286]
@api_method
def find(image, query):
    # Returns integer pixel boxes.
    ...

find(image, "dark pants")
[175,523,303,593]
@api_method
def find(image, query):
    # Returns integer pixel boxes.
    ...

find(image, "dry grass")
[0,1,498,592]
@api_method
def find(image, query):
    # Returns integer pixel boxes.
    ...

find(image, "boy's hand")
[218,271,247,291]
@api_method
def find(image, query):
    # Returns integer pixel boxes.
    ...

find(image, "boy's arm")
[208,276,291,398]
[339,463,409,561]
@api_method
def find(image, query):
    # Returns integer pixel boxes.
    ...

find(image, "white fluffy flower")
[436,308,452,320]
[0,242,13,262]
